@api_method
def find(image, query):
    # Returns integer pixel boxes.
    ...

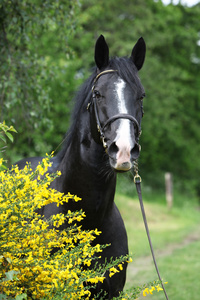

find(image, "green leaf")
[5,132,14,143]
[16,294,27,300]
[6,257,12,264]
[0,134,7,144]
[0,294,8,300]
[0,164,8,171]
[5,270,19,281]
[9,126,17,133]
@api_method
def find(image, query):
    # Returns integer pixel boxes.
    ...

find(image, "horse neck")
[56,110,117,227]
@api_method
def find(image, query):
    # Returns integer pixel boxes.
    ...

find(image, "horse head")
[89,35,146,172]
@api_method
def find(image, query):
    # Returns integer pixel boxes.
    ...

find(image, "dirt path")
[127,225,200,277]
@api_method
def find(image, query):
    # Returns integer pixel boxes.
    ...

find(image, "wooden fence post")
[165,172,173,209]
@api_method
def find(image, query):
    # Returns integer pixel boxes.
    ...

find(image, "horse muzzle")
[107,140,140,172]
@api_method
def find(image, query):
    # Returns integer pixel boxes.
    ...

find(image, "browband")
[92,69,118,91]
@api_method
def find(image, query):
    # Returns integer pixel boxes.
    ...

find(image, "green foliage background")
[1,0,200,197]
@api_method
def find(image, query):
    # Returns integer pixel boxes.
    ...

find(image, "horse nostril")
[131,143,140,160]
[122,162,130,168]
[108,142,119,157]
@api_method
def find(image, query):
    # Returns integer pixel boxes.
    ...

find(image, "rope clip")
[134,174,142,184]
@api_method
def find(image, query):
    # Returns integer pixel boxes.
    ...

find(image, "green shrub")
[0,157,116,299]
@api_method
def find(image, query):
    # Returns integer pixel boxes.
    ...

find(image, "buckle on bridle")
[101,136,108,149]
[87,102,91,111]
[133,159,142,183]
[134,174,142,183]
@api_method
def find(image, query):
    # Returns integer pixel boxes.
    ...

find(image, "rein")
[134,161,169,300]
[88,69,141,150]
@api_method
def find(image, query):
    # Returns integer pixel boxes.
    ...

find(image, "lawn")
[115,177,200,299]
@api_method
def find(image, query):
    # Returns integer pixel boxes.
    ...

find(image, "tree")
[0,0,81,161]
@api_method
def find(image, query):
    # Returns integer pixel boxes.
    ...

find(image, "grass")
[115,174,200,299]
[152,241,200,299]
[127,240,200,300]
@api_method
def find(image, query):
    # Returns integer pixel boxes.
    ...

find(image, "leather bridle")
[87,69,142,150]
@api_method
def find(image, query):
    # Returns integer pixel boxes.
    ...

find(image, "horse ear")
[95,35,109,70]
[131,37,146,71]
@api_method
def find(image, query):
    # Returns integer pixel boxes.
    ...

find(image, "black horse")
[17,35,146,299]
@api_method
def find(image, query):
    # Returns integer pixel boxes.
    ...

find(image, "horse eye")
[94,90,101,99]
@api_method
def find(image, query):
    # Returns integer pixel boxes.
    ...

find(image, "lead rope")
[133,160,169,300]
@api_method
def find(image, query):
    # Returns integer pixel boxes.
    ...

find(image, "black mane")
[56,56,144,161]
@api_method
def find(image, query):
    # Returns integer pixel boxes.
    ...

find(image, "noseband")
[88,70,141,150]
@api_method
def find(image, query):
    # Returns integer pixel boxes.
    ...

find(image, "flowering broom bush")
[0,123,165,299]
[0,157,116,299]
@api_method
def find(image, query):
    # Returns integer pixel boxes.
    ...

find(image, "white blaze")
[114,79,132,169]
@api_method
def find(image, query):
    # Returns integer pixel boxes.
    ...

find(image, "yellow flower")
[149,286,156,294]
[143,288,149,296]
[127,257,133,263]
[87,276,105,284]
[156,285,163,292]
[109,266,119,277]
[142,284,164,297]
[84,259,92,267]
